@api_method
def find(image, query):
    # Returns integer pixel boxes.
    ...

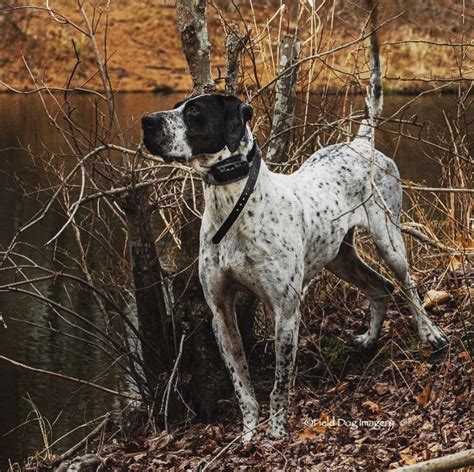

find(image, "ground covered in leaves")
[27,263,472,471]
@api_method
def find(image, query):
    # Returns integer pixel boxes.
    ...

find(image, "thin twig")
[0,355,140,401]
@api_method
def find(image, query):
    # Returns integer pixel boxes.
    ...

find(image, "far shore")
[1,84,471,96]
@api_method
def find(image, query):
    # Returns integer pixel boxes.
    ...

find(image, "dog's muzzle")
[142,114,163,143]
[141,113,186,163]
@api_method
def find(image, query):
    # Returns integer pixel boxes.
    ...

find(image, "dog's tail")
[355,0,382,140]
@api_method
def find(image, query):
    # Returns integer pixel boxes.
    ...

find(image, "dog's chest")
[199,172,347,292]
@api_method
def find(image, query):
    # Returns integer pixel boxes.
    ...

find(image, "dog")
[141,36,448,442]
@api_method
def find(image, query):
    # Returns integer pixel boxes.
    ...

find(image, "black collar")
[203,140,258,186]
[208,139,262,244]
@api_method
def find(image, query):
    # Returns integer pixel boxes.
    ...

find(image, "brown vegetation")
[0,0,472,94]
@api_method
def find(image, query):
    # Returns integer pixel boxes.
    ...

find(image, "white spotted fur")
[150,64,447,441]
[194,126,447,440]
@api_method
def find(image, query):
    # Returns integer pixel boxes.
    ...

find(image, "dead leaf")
[422,290,452,309]
[206,425,224,443]
[362,399,381,413]
[316,443,325,453]
[422,449,431,461]
[147,432,173,452]
[419,344,433,358]
[374,383,390,395]
[415,381,433,408]
[133,452,146,462]
[456,392,468,403]
[319,410,332,422]
[458,351,471,363]
[202,439,218,453]
[400,451,418,465]
[327,382,349,394]
[298,428,318,441]
[448,255,462,271]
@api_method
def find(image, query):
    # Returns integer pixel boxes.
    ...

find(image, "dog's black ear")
[173,99,185,109]
[223,96,253,153]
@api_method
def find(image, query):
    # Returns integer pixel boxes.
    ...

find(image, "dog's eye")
[188,106,200,117]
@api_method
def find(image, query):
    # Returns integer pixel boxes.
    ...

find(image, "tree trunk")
[120,187,173,396]
[176,0,216,95]
[266,35,301,163]
[225,23,249,95]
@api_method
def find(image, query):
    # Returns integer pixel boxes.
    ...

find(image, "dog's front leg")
[268,300,300,439]
[210,302,259,441]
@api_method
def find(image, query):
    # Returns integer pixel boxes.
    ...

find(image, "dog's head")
[141,94,253,164]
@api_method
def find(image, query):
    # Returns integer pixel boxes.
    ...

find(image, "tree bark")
[176,0,216,95]
[266,35,301,163]
[225,23,249,95]
[120,187,173,394]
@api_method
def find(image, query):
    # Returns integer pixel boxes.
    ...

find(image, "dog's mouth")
[142,136,187,164]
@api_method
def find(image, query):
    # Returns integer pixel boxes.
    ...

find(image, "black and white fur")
[141,41,447,442]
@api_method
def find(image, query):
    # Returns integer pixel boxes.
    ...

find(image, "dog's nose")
[141,114,163,131]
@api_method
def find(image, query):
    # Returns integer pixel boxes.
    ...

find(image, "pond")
[0,92,466,468]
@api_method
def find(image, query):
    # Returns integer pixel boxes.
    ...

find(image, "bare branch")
[0,355,140,401]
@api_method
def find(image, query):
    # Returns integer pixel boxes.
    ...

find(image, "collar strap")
[211,139,261,244]
[204,140,257,186]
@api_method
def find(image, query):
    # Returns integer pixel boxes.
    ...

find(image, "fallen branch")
[0,355,139,401]
[390,449,474,472]
[402,185,474,194]
[52,415,110,466]
[401,225,468,254]
[55,453,103,472]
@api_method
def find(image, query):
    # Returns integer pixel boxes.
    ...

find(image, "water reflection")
[0,92,465,467]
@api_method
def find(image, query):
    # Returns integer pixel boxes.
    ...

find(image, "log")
[390,449,474,472]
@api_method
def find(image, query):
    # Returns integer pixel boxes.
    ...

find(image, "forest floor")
[1,0,473,94]
[26,262,472,471]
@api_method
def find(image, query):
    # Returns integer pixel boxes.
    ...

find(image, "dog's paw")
[241,429,255,443]
[267,421,288,440]
[352,332,378,350]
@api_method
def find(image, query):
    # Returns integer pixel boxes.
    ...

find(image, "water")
[0,92,467,468]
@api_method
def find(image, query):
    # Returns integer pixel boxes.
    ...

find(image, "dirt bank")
[0,0,472,94]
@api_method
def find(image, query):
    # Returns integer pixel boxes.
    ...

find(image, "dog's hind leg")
[370,217,448,349]
[207,286,259,441]
[326,228,394,349]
